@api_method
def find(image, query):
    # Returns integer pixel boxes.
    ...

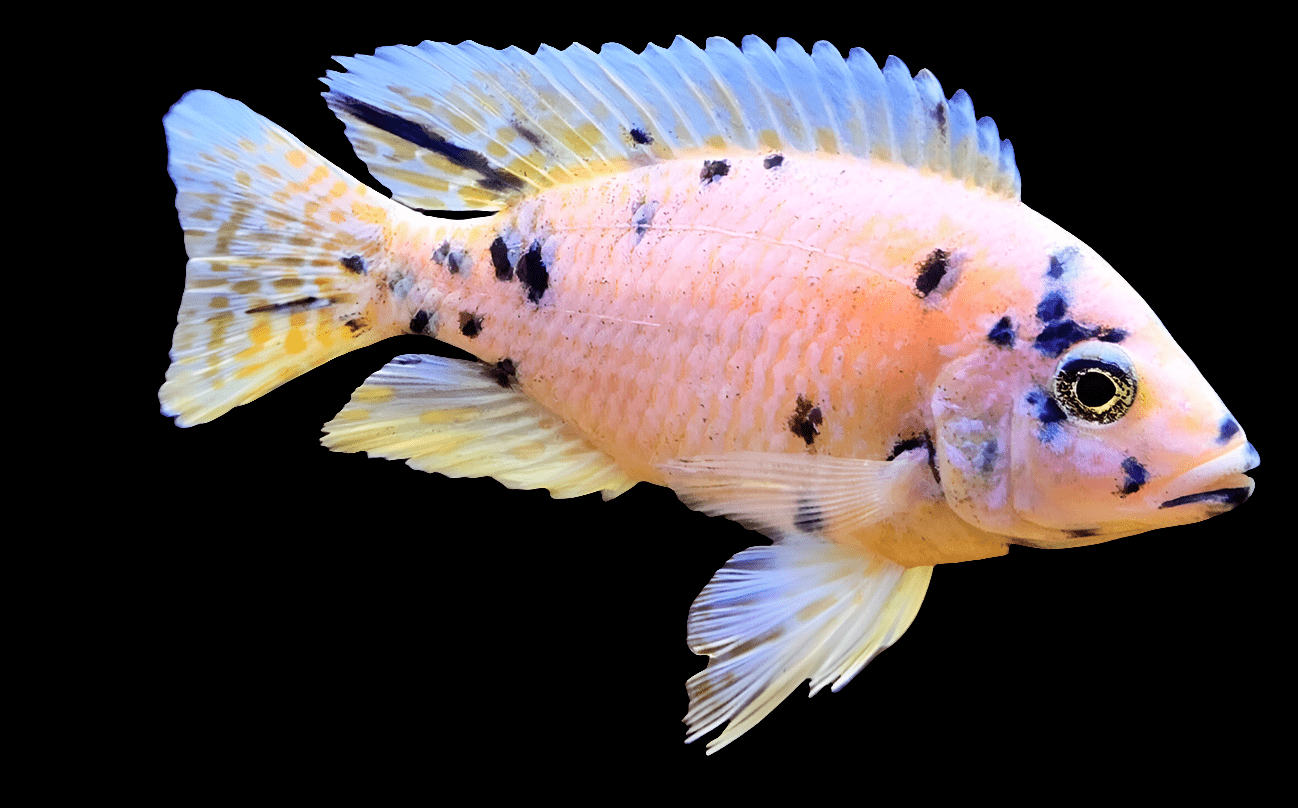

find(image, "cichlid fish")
[160,35,1259,753]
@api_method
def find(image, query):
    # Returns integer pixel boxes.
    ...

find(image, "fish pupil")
[1076,370,1116,408]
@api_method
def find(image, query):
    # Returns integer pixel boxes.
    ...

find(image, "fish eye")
[1053,345,1137,424]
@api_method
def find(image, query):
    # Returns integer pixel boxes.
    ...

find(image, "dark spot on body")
[1066,528,1100,538]
[340,254,366,275]
[886,432,940,484]
[490,236,512,281]
[788,395,823,446]
[409,309,431,334]
[987,316,1016,348]
[764,154,784,169]
[484,358,518,388]
[1034,320,1099,358]
[432,241,452,265]
[515,242,549,304]
[1218,417,1240,444]
[246,296,322,314]
[1047,246,1080,279]
[978,439,998,474]
[447,253,461,274]
[700,159,730,183]
[327,93,523,193]
[344,318,367,333]
[632,201,659,240]
[1159,487,1251,510]
[459,311,482,338]
[1120,457,1148,496]
[914,248,949,297]
[1036,291,1067,322]
[794,497,823,534]
[629,127,653,145]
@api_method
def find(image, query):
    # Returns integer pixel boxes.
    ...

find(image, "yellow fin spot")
[330,209,346,224]
[209,296,229,309]
[354,385,396,403]
[418,407,479,425]
[510,441,546,461]
[285,150,308,168]
[306,166,329,186]
[815,127,837,153]
[335,408,370,422]
[329,181,348,199]
[232,280,260,294]
[235,170,252,187]
[258,164,282,180]
[304,201,320,217]
[238,138,256,153]
[248,319,273,347]
[759,129,781,151]
[352,199,387,224]
[284,327,307,354]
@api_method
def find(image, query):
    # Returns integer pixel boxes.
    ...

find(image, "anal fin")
[321,354,637,499]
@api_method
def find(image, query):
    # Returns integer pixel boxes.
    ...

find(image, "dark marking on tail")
[788,395,823,446]
[246,296,323,314]
[490,237,512,281]
[629,127,653,145]
[340,255,367,275]
[988,316,1015,348]
[794,497,824,533]
[328,93,523,193]
[515,242,549,304]
[914,249,949,297]
[700,159,730,183]
[1066,528,1100,538]
[511,119,546,150]
[1120,457,1148,496]
[764,154,784,169]
[344,318,368,334]
[1218,417,1240,444]
[1036,291,1067,322]
[459,311,482,338]
[484,358,518,388]
[409,310,431,335]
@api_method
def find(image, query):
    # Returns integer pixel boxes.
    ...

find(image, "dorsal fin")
[322,35,1022,211]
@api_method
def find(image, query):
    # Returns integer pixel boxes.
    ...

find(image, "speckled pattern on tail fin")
[161,90,413,426]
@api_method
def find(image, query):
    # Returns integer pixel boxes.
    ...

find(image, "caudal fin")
[161,90,409,426]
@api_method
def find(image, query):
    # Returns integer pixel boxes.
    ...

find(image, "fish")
[158,35,1259,753]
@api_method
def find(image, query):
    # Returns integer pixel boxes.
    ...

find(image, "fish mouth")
[1158,442,1259,512]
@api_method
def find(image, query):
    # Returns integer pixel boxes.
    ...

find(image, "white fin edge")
[322,35,1021,211]
[321,354,638,499]
[685,538,933,753]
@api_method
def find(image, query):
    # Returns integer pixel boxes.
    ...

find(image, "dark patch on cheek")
[794,496,823,534]
[515,242,549,304]
[344,318,368,333]
[328,93,522,193]
[340,254,366,275]
[458,311,482,338]
[490,236,512,281]
[246,296,323,314]
[787,395,823,446]
[1036,291,1067,322]
[913,248,949,297]
[763,154,783,169]
[700,159,730,183]
[1066,528,1100,538]
[1217,417,1240,444]
[629,127,653,145]
[987,315,1015,348]
[978,439,998,474]
[1096,327,1126,343]
[409,309,431,335]
[1027,389,1067,424]
[1120,456,1148,496]
[484,358,518,388]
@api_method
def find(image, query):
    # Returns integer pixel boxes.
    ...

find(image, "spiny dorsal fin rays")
[321,35,1022,212]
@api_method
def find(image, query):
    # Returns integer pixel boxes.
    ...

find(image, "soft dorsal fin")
[322,36,1022,211]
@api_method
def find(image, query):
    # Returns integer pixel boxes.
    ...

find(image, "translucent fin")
[660,447,940,541]
[322,35,1021,211]
[321,354,638,499]
[162,90,412,426]
[684,538,933,753]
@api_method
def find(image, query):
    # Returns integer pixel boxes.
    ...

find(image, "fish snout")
[1158,441,1259,514]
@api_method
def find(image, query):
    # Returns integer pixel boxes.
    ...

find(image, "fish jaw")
[1149,440,1259,524]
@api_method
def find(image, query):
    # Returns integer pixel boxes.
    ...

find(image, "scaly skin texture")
[369,153,1082,565]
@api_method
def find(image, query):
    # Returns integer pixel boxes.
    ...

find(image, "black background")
[120,19,1276,798]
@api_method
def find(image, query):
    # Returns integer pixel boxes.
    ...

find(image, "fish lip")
[1156,442,1259,511]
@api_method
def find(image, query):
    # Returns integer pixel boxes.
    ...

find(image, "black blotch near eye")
[1120,457,1148,496]
[1036,291,1067,322]
[987,316,1015,348]
[1218,417,1240,444]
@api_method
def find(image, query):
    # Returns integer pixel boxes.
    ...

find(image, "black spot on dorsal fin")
[629,127,653,145]
[246,296,323,315]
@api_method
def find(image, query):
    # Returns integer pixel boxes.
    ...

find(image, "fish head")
[933,246,1258,549]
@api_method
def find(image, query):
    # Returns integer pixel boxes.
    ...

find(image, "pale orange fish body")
[160,36,1258,752]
